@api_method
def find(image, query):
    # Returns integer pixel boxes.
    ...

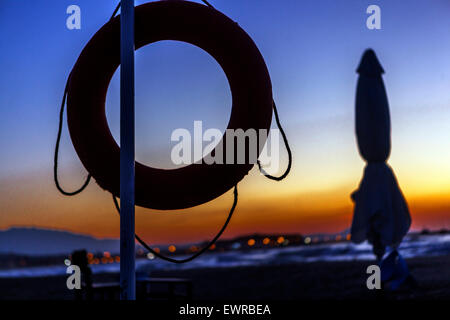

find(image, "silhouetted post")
[120,0,135,300]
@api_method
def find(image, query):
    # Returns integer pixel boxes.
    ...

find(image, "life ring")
[67,1,273,210]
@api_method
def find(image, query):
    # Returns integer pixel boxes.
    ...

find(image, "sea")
[0,233,448,278]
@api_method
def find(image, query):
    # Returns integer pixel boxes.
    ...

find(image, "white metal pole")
[120,0,136,300]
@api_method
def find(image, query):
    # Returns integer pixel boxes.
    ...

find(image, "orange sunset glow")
[1,129,449,245]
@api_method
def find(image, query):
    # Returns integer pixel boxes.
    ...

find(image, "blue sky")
[0,0,449,175]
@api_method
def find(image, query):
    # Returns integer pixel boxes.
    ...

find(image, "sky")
[0,0,450,245]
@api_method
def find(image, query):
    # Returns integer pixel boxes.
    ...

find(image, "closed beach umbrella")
[351,49,411,261]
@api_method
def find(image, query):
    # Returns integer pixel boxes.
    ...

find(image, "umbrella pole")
[119,0,136,300]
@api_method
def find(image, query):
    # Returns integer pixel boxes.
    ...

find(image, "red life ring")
[67,1,273,210]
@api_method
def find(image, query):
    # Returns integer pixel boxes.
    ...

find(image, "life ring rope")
[54,73,92,196]
[257,101,292,181]
[113,185,238,263]
[53,3,121,196]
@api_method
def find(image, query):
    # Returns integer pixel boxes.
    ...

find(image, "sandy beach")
[1,255,448,300]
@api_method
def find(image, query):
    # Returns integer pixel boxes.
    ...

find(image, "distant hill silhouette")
[0,227,119,256]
